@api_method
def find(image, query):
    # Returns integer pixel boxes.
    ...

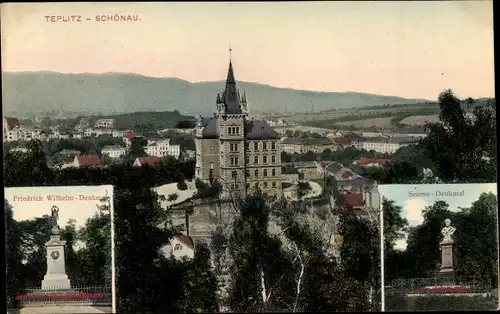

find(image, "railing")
[16,285,112,307]
[386,276,491,295]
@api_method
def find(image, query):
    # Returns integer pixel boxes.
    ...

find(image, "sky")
[378,183,498,251]
[4,185,114,229]
[1,1,495,100]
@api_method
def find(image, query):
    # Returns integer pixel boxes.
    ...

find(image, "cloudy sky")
[1,1,494,100]
[4,185,114,229]
[378,183,498,251]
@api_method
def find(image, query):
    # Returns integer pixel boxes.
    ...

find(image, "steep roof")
[333,136,350,145]
[76,154,102,167]
[175,234,195,249]
[136,156,161,166]
[5,117,21,130]
[245,120,279,140]
[201,118,279,140]
[221,61,242,114]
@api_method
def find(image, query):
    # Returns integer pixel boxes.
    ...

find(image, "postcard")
[379,183,498,311]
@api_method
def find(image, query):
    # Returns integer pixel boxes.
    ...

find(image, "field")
[399,115,440,126]
[334,116,395,128]
[268,98,493,131]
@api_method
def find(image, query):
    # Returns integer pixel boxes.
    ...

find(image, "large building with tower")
[194,59,283,199]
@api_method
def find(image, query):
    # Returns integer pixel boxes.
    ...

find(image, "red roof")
[339,193,364,207]
[341,171,354,179]
[136,156,161,166]
[5,117,20,130]
[76,154,102,167]
[123,132,136,141]
[356,158,392,167]
[175,234,194,249]
[333,136,350,145]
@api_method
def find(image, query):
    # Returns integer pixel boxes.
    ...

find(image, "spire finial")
[229,45,232,61]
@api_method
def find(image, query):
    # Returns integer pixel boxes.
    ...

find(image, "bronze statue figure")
[51,205,59,226]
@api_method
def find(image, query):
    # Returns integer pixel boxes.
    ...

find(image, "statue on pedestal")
[439,218,456,278]
[42,205,71,290]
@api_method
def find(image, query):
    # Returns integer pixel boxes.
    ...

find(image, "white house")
[101,145,127,159]
[159,234,195,260]
[94,118,115,129]
[10,147,29,153]
[355,137,418,154]
[144,139,181,159]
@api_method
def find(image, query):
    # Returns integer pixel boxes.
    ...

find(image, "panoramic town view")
[2,1,497,313]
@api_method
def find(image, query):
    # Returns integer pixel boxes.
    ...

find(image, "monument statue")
[440,218,456,244]
[51,205,59,226]
[439,218,455,278]
[42,205,71,290]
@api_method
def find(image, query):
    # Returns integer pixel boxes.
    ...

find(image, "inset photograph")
[5,185,115,314]
[379,183,498,311]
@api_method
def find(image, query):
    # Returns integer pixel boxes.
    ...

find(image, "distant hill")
[2,71,431,117]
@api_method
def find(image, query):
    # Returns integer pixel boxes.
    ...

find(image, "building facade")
[101,145,127,159]
[144,139,181,159]
[3,117,22,142]
[94,118,115,129]
[195,60,282,199]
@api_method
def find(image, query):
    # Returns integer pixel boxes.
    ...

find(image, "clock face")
[51,251,60,260]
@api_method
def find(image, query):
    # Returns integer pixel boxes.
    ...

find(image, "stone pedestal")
[41,233,71,290]
[439,241,455,280]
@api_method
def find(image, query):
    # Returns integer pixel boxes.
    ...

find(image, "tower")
[194,52,283,200]
[216,61,248,199]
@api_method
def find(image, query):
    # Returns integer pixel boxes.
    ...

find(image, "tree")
[5,199,24,308]
[296,181,312,199]
[421,90,496,183]
[179,242,219,312]
[167,193,179,206]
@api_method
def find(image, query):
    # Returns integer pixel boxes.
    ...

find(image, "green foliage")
[296,181,312,199]
[421,90,496,183]
[4,142,198,313]
[388,193,498,287]
[177,181,188,191]
[282,146,391,166]
[178,242,219,312]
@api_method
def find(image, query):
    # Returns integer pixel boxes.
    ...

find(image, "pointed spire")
[216,93,221,104]
[222,58,241,114]
[226,61,236,84]
[242,92,247,103]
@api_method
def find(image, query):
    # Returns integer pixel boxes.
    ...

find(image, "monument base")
[439,268,455,282]
[41,274,71,290]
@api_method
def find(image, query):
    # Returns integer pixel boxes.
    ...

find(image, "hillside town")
[3,60,434,265]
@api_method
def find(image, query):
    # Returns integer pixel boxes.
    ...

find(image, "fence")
[386,276,491,295]
[16,285,112,307]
